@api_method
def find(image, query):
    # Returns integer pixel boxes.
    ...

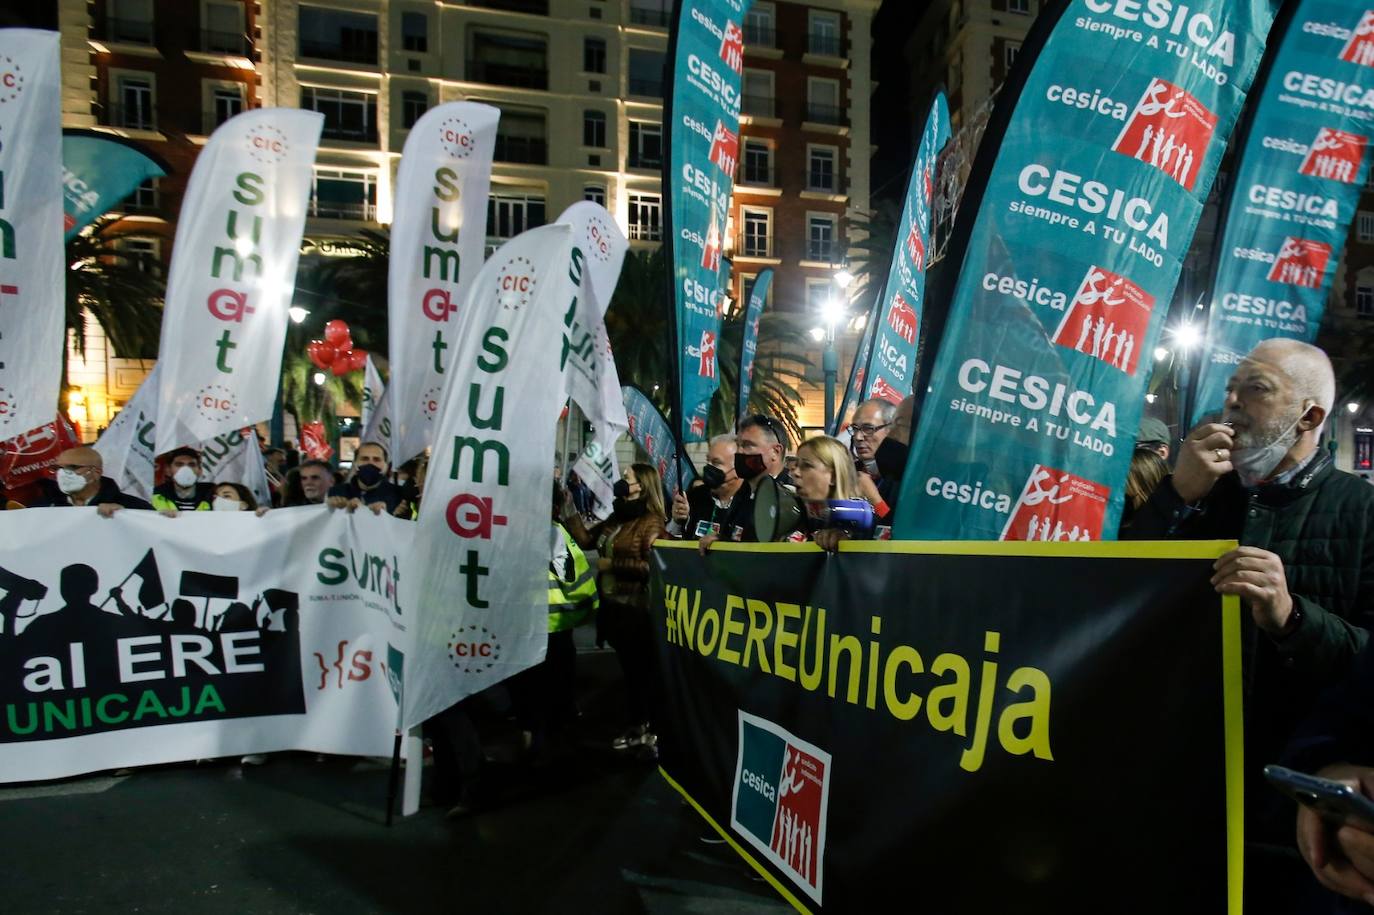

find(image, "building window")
[629,120,662,168]
[211,85,244,128]
[628,193,662,241]
[1009,0,1031,13]
[1005,41,1021,70]
[628,48,665,96]
[741,208,772,257]
[808,214,837,262]
[128,177,159,212]
[107,0,154,43]
[808,146,837,191]
[301,86,378,142]
[298,5,378,64]
[402,90,428,129]
[487,193,547,240]
[744,4,776,47]
[469,32,548,90]
[201,1,246,54]
[115,74,155,130]
[807,78,841,125]
[808,11,842,56]
[1361,212,1374,243]
[120,236,161,273]
[629,0,671,28]
[742,139,772,185]
[583,110,607,148]
[742,69,774,117]
[583,36,606,73]
[584,185,607,206]
[1359,285,1374,318]
[310,168,378,220]
[805,279,832,313]
[401,12,428,53]
[495,110,547,164]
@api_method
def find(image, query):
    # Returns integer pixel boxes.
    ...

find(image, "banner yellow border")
[654,538,1245,911]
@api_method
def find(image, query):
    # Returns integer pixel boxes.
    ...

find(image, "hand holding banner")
[153,108,322,454]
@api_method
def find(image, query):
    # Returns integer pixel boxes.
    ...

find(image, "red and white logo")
[709,120,739,176]
[1267,237,1332,289]
[689,416,706,437]
[905,222,926,272]
[1001,465,1109,542]
[449,625,501,674]
[626,414,637,437]
[439,116,475,158]
[246,124,289,165]
[886,292,918,345]
[1341,11,1374,67]
[1051,266,1156,376]
[496,256,535,311]
[195,384,240,422]
[0,55,24,104]
[701,220,722,272]
[1300,128,1368,184]
[644,432,656,455]
[719,20,744,75]
[585,214,615,262]
[869,376,901,404]
[687,330,717,379]
[1112,78,1218,191]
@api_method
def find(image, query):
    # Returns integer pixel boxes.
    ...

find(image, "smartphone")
[1264,764,1374,828]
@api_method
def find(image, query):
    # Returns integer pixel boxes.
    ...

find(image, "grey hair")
[857,398,898,425]
[708,433,737,449]
[1251,338,1336,427]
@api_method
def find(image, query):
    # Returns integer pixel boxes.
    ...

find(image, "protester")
[1124,338,1374,909]
[213,482,271,518]
[565,469,594,518]
[701,414,790,548]
[668,434,741,540]
[263,448,287,505]
[151,447,217,514]
[397,455,428,512]
[1136,416,1172,461]
[327,442,410,516]
[1117,448,1168,531]
[29,447,151,515]
[284,459,334,506]
[858,395,917,526]
[565,463,667,759]
[851,398,899,503]
[796,436,868,551]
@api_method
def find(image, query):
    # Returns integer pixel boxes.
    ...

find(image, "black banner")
[650,541,1242,913]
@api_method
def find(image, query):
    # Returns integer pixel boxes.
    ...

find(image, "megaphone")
[803,498,876,539]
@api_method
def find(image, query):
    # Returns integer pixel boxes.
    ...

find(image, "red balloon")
[349,348,368,372]
[331,353,352,376]
[306,340,337,369]
[323,319,351,347]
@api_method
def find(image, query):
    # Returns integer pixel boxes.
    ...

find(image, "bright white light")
[1172,323,1201,350]
[808,326,826,342]
[1154,347,1169,362]
[313,372,326,386]
[1347,402,1362,415]
[834,268,854,290]
[234,236,254,257]
[820,296,846,327]
[289,306,309,324]
[1145,393,1157,404]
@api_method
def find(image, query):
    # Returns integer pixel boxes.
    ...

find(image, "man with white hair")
[668,433,740,539]
[1127,338,1374,908]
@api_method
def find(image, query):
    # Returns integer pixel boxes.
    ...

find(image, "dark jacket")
[328,477,408,515]
[1284,643,1374,776]
[1126,450,1374,845]
[151,480,216,512]
[30,476,153,510]
[677,484,739,539]
[567,508,666,610]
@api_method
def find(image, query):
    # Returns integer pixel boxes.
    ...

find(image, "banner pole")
[384,730,403,826]
[560,399,575,479]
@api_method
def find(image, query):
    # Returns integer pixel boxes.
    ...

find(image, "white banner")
[403,225,574,729]
[387,102,499,465]
[94,367,159,502]
[0,508,409,782]
[199,428,271,507]
[153,108,322,454]
[555,203,629,520]
[361,354,385,443]
[0,31,65,437]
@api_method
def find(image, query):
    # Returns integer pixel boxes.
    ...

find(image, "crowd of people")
[2,336,1374,911]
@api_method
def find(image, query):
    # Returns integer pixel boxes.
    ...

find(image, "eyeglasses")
[851,423,891,438]
[741,414,787,448]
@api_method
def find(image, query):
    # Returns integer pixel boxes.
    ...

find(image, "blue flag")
[736,268,772,422]
[623,385,697,502]
[62,130,166,240]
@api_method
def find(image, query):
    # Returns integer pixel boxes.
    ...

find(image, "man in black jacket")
[668,434,740,539]
[29,447,152,515]
[1126,339,1374,910]
[327,441,409,516]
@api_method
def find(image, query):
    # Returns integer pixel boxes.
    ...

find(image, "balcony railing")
[740,239,772,258]
[808,243,835,262]
[629,6,671,27]
[805,102,844,125]
[628,221,662,242]
[466,61,548,90]
[494,135,547,164]
[744,25,777,48]
[100,103,158,131]
[198,29,251,56]
[309,199,377,221]
[298,37,377,64]
[628,77,663,97]
[740,168,774,186]
[470,0,548,13]
[319,124,379,143]
[807,176,837,193]
[807,33,843,56]
[97,17,155,44]
[741,94,775,117]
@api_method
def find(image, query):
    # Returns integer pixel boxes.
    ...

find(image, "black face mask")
[701,464,727,490]
[611,497,647,520]
[355,464,384,488]
[612,479,632,500]
[874,438,909,480]
[734,451,768,481]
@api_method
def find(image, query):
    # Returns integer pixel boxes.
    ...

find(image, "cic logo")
[195,384,240,421]
[246,124,289,165]
[449,625,502,673]
[497,256,536,311]
[0,56,23,104]
[439,116,474,158]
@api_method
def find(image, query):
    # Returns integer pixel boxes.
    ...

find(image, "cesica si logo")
[731,711,831,904]
[1000,464,1109,542]
[1341,11,1374,68]
[1267,237,1332,289]
[439,116,474,158]
[1112,77,1216,192]
[245,124,289,166]
[1301,128,1368,184]
[0,55,23,104]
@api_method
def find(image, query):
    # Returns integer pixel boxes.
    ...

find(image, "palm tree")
[65,216,165,359]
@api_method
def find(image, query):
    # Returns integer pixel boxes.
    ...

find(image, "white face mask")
[57,468,90,495]
[212,497,243,512]
[173,466,199,488]
[1231,404,1308,486]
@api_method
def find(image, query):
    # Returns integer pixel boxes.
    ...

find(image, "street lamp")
[817,266,853,429]
[1347,402,1362,415]
[289,306,309,324]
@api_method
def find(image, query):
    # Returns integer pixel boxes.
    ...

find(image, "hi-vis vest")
[151,493,210,512]
[548,524,598,633]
